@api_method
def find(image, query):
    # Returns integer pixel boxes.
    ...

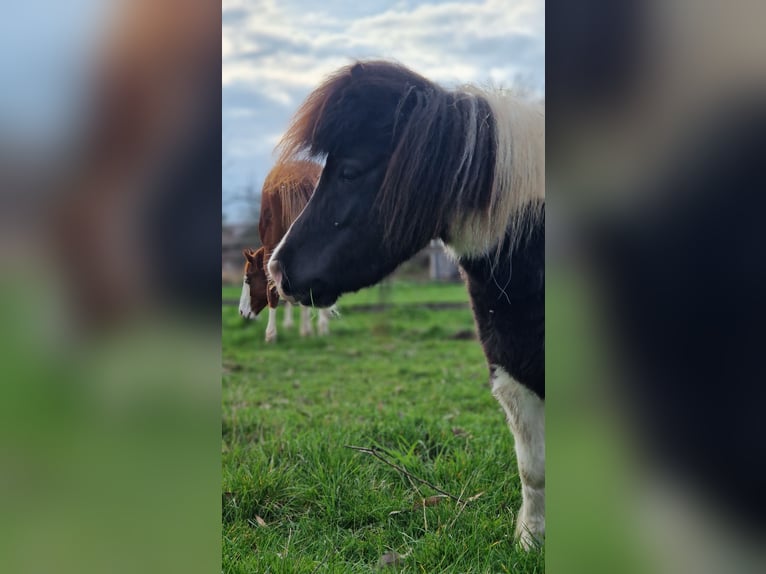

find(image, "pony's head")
[268,60,543,307]
[239,247,270,319]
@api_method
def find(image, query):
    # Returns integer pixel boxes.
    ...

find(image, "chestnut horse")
[239,160,330,342]
[268,61,544,548]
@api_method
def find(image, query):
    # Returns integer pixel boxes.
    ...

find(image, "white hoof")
[265,328,277,343]
[515,510,544,551]
[299,325,313,337]
[516,529,543,551]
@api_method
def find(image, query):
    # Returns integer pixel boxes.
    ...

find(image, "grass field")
[222,280,545,572]
[222,279,472,307]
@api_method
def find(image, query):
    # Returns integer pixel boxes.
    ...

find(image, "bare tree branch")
[344,444,462,503]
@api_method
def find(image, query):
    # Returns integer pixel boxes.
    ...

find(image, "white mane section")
[448,88,545,257]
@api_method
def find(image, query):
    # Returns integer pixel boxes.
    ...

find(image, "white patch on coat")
[265,307,278,343]
[238,276,254,320]
[491,365,545,549]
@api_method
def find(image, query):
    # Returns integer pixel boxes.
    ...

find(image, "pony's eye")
[339,164,361,181]
[244,277,251,284]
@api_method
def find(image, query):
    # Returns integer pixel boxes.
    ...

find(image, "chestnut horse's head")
[239,247,271,319]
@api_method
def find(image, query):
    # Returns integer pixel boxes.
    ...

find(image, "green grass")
[222,279,470,308]
[222,280,544,573]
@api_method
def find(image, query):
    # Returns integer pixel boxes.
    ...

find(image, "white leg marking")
[491,365,545,550]
[238,277,254,320]
[300,306,313,337]
[283,302,294,328]
[317,308,330,336]
[265,307,278,343]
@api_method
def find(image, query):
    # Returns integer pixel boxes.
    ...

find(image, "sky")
[222,0,545,223]
[0,0,109,155]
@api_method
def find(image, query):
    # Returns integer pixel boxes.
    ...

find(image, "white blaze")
[238,276,254,319]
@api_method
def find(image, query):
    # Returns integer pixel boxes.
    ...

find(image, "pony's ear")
[243,248,255,262]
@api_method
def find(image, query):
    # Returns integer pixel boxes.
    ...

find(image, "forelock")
[278,60,436,161]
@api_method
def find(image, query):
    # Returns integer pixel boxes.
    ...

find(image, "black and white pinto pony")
[268,61,544,549]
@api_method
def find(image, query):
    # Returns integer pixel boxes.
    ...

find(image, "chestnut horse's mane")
[277,60,544,257]
[261,160,321,230]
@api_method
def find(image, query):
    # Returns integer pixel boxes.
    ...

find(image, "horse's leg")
[264,307,278,342]
[283,301,294,328]
[299,306,313,337]
[491,365,545,550]
[317,308,330,336]
[265,287,279,343]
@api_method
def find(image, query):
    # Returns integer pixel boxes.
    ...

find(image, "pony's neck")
[458,213,544,293]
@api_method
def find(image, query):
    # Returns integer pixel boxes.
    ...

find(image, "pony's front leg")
[299,306,313,337]
[317,308,330,336]
[282,301,294,328]
[491,366,545,550]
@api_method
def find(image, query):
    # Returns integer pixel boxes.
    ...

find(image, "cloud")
[222,0,544,221]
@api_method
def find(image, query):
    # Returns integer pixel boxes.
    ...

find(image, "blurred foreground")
[0,2,220,573]
[548,1,766,572]
[4,0,766,572]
